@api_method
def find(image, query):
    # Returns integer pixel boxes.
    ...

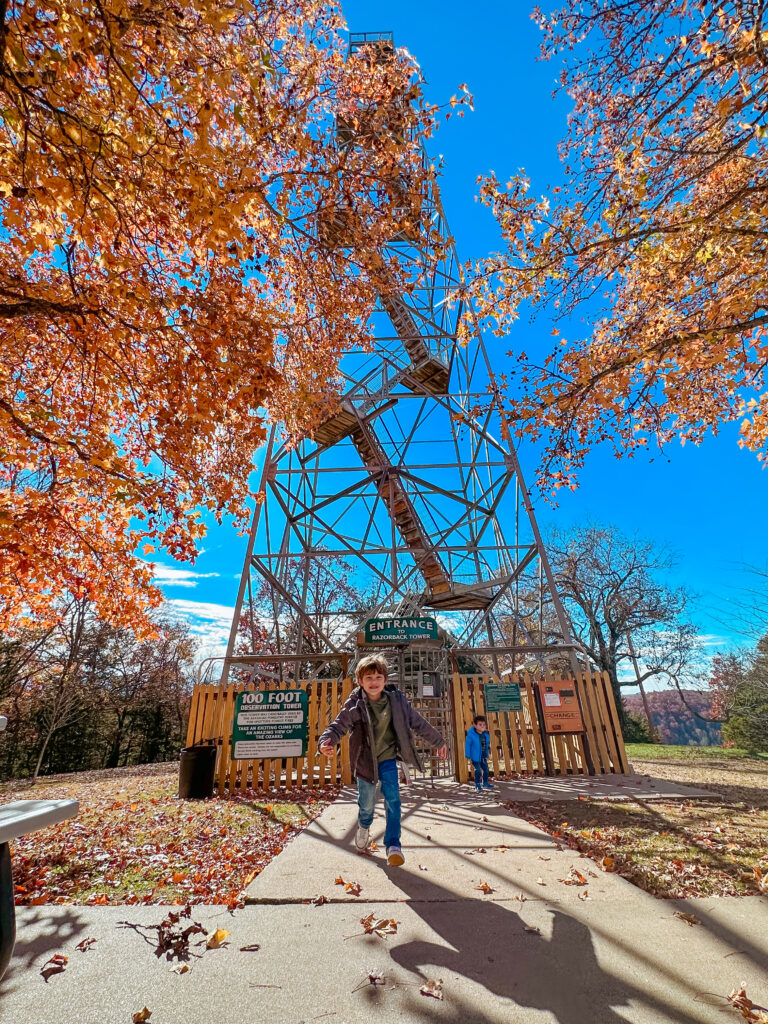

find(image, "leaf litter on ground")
[727,983,768,1023]
[504,750,768,899]
[345,913,399,940]
[0,763,336,907]
[352,969,385,992]
[420,978,444,1000]
[40,953,67,982]
[118,904,207,962]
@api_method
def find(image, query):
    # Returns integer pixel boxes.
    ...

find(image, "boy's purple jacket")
[465,726,490,762]
[318,683,444,784]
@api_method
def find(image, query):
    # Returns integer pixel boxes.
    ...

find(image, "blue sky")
[152,2,768,680]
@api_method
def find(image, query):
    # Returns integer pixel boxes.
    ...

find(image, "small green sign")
[364,615,439,644]
[232,690,308,760]
[484,683,523,713]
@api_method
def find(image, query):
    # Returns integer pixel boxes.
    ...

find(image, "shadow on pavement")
[0,906,89,998]
[385,867,709,1024]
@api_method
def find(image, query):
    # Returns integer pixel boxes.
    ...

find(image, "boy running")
[319,655,447,866]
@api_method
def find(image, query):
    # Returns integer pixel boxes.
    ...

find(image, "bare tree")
[545,524,697,725]
[32,597,90,779]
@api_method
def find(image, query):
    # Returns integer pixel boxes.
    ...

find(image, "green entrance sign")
[484,683,523,713]
[232,690,308,760]
[364,615,439,644]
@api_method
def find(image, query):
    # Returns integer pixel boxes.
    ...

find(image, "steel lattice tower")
[221,32,576,680]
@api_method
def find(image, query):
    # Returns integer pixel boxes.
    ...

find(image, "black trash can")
[178,744,217,799]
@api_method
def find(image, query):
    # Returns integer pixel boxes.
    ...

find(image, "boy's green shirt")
[366,692,398,763]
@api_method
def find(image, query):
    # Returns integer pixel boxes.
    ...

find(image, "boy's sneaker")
[386,846,405,866]
[482,783,496,790]
[355,826,370,852]
[475,785,483,793]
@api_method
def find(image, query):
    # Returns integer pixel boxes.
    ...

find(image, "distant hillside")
[623,689,722,746]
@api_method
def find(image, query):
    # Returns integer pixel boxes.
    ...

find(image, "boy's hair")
[355,654,389,682]
[473,714,487,725]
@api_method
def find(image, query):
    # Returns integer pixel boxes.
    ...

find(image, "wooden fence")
[186,670,629,794]
[185,678,354,794]
[451,671,629,780]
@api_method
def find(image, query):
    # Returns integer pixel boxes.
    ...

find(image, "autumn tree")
[544,524,696,725]
[80,616,195,767]
[472,1,768,492]
[30,594,90,778]
[0,604,195,778]
[0,1,446,634]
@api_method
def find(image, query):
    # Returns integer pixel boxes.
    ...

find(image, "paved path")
[1,779,765,1024]
[493,772,719,802]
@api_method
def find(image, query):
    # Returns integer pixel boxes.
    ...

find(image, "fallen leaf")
[76,938,96,953]
[133,1009,152,1023]
[170,963,189,975]
[536,877,546,886]
[239,943,261,952]
[312,894,328,906]
[345,882,362,897]
[524,925,541,935]
[727,983,768,1023]
[359,913,398,938]
[352,968,386,992]
[40,953,67,982]
[674,912,701,927]
[335,876,345,886]
[420,978,443,1000]
[514,891,527,902]
[561,868,588,886]
[538,856,551,861]
[601,856,615,872]
[476,882,494,894]
[578,889,591,901]
[418,864,428,871]
[205,929,230,950]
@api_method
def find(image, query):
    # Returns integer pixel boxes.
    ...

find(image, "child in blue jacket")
[465,714,495,793]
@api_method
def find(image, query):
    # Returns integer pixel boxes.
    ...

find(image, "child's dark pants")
[472,756,490,787]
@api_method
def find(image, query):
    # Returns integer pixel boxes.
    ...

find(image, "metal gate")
[397,646,454,779]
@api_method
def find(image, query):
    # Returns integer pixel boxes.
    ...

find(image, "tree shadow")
[0,907,89,998]
[383,860,723,1024]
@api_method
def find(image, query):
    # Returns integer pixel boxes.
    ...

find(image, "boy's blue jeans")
[357,758,401,849]
[472,756,490,787]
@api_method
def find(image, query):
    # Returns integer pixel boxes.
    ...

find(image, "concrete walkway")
[493,772,720,802]
[1,779,765,1024]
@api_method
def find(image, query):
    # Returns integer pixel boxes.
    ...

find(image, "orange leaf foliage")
[0,1,437,633]
[471,1,768,494]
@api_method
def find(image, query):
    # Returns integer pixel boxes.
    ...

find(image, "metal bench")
[0,799,79,981]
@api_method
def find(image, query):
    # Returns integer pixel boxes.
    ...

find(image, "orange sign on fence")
[536,680,585,734]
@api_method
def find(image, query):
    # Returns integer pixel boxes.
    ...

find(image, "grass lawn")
[625,743,768,761]
[505,745,768,899]
[0,763,338,907]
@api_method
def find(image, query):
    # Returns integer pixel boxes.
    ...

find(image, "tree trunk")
[32,721,55,780]
[105,710,128,769]
[606,665,627,731]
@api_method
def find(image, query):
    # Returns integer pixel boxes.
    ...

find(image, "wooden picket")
[451,671,628,780]
[186,669,627,793]
[185,677,354,794]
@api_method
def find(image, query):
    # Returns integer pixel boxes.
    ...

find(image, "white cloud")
[164,598,234,655]
[151,564,220,589]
